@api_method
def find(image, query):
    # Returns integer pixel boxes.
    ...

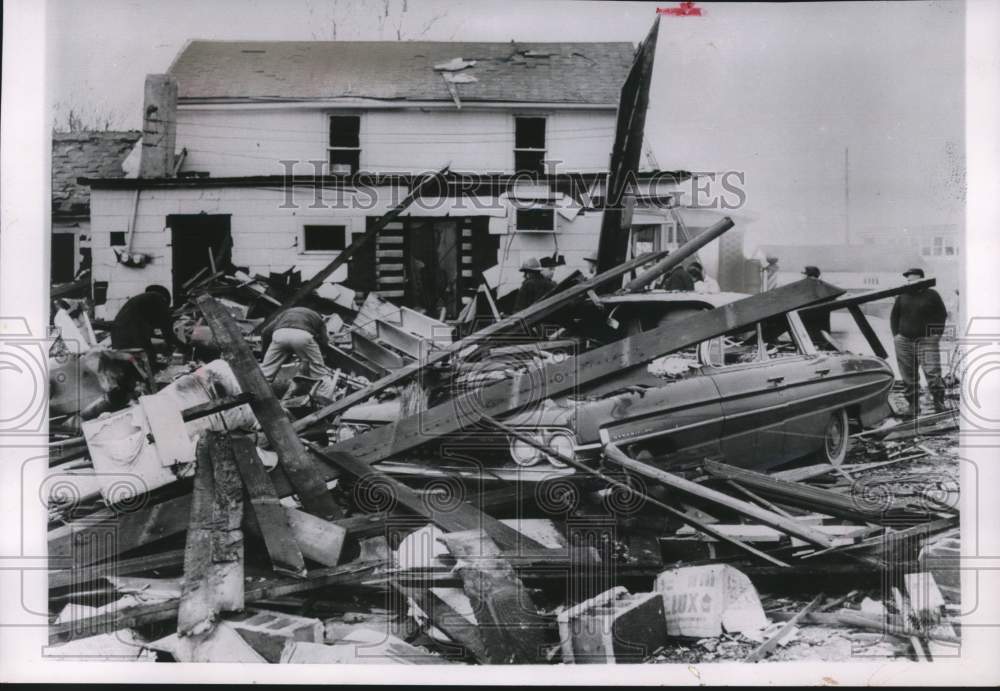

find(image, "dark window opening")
[515,208,556,232]
[303,224,347,252]
[110,231,127,246]
[329,115,361,174]
[514,116,546,175]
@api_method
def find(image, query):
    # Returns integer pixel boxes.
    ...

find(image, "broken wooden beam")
[307,442,545,553]
[180,392,255,423]
[606,448,837,549]
[744,593,824,662]
[49,559,383,644]
[230,435,307,577]
[177,432,245,637]
[703,458,930,525]
[438,530,552,664]
[291,246,672,433]
[392,583,489,664]
[326,279,844,472]
[197,294,341,520]
[253,164,450,335]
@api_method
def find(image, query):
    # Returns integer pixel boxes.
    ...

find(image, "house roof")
[168,40,636,105]
[52,131,141,217]
[754,244,928,275]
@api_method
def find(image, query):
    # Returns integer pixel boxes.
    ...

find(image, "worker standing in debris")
[110,285,181,368]
[891,268,948,416]
[259,306,333,382]
[659,263,695,291]
[515,257,556,311]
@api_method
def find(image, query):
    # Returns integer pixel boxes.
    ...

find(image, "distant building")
[51,131,141,283]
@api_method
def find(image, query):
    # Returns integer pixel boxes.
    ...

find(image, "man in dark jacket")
[260,306,332,381]
[659,264,695,291]
[110,285,181,367]
[890,268,948,415]
[515,257,556,312]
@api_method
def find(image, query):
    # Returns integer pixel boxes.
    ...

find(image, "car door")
[704,322,790,468]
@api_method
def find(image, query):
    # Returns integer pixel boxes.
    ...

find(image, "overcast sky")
[46,0,965,248]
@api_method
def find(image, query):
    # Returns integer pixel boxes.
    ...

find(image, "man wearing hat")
[802,265,821,279]
[515,257,556,312]
[890,268,947,416]
[690,261,720,294]
[582,251,599,278]
[798,266,832,341]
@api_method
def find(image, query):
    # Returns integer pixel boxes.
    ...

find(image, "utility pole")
[844,146,850,245]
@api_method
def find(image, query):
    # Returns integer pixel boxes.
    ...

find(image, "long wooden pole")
[624,216,734,292]
[253,164,450,335]
[603,444,837,549]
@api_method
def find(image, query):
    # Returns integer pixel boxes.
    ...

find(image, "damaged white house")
[85,40,692,319]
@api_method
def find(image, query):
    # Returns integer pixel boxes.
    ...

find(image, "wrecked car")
[332,291,895,482]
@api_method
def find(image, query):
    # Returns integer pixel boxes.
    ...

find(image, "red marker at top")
[657,2,703,17]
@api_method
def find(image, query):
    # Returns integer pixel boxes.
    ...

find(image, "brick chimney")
[139,74,177,178]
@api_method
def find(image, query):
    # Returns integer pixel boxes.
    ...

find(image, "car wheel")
[818,408,849,466]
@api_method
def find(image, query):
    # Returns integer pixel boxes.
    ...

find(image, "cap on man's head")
[690,261,703,270]
[520,257,542,273]
[583,252,599,264]
[145,284,172,303]
[902,267,925,278]
[802,265,821,278]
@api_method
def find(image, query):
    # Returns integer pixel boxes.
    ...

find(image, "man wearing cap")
[515,257,556,312]
[583,252,599,278]
[690,261,720,294]
[802,265,821,279]
[799,266,832,343]
[111,284,182,369]
[891,268,947,415]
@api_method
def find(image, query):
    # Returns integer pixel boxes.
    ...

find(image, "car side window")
[760,315,803,359]
[703,324,764,367]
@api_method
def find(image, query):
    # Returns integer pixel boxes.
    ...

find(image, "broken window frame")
[301,224,348,254]
[513,116,547,176]
[327,113,362,175]
[701,322,767,368]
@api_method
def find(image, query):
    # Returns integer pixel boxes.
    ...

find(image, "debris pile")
[47,225,962,664]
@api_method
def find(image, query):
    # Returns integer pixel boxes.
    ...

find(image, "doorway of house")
[168,214,232,305]
[405,219,460,319]
[51,233,77,283]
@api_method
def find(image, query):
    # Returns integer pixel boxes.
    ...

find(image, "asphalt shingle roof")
[169,40,636,105]
[52,131,141,216]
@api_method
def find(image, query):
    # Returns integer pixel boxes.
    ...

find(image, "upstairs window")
[514,208,556,233]
[514,116,546,175]
[329,115,361,175]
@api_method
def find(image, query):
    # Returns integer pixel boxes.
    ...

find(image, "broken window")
[703,323,763,367]
[110,231,127,247]
[630,224,661,257]
[759,314,803,359]
[514,116,546,175]
[328,115,361,175]
[303,225,347,252]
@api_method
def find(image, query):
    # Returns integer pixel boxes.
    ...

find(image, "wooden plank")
[703,458,930,526]
[291,246,674,432]
[177,432,244,636]
[799,277,936,314]
[377,319,430,359]
[438,530,551,664]
[252,164,450,335]
[352,330,406,371]
[323,279,844,465]
[848,303,889,359]
[230,435,306,577]
[180,392,255,423]
[744,593,824,662]
[307,442,545,553]
[605,445,837,549]
[904,572,947,627]
[596,17,660,273]
[197,294,341,520]
[49,560,383,643]
[49,549,186,590]
[393,584,489,663]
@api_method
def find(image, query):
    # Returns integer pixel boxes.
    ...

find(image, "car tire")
[817,408,850,466]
